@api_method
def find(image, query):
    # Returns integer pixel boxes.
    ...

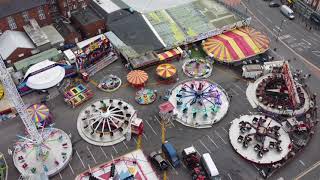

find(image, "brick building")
[56,0,90,17]
[71,7,106,38]
[0,0,52,33]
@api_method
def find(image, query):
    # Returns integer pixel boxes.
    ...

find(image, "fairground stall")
[127,70,148,88]
[74,34,118,77]
[64,84,94,108]
[168,79,230,128]
[27,103,53,128]
[75,149,158,180]
[77,98,141,146]
[202,27,270,65]
[156,63,177,82]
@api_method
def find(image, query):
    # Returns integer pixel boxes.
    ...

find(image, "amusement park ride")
[0,56,72,178]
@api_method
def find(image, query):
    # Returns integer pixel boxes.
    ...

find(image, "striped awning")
[157,47,183,61]
[202,27,270,63]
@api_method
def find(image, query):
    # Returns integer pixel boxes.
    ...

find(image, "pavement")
[0,1,319,180]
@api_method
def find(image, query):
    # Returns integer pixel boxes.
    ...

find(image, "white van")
[280,5,295,20]
[200,153,221,180]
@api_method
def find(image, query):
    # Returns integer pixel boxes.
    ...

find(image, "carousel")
[27,104,53,128]
[77,98,137,146]
[127,70,148,88]
[202,27,270,63]
[135,88,157,105]
[13,128,73,176]
[182,59,212,78]
[247,62,312,116]
[156,63,177,81]
[168,79,229,128]
[229,115,291,164]
[97,75,122,92]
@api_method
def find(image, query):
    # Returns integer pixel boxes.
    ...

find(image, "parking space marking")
[87,146,97,164]
[313,32,320,39]
[227,173,233,180]
[215,130,227,145]
[68,163,75,175]
[230,88,239,96]
[145,119,158,135]
[192,144,201,155]
[133,136,138,144]
[154,115,161,125]
[222,127,228,134]
[257,9,263,16]
[142,133,149,141]
[299,160,306,167]
[206,135,219,149]
[123,141,129,150]
[99,146,109,160]
[199,139,212,153]
[75,150,86,168]
[294,160,320,180]
[59,172,63,179]
[232,83,246,94]
[265,17,272,23]
[112,145,118,154]
[181,162,187,169]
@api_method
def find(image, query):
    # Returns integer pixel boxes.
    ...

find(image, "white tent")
[24,60,65,90]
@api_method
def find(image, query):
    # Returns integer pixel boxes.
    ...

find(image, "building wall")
[72,18,106,38]
[64,31,82,44]
[0,5,52,33]
[6,48,34,64]
[57,0,90,17]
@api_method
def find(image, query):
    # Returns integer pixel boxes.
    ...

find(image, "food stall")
[127,70,148,88]
[64,84,94,108]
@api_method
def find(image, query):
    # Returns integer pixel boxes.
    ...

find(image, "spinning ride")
[77,98,136,146]
[229,115,291,164]
[135,88,157,105]
[27,104,53,128]
[182,59,212,78]
[127,70,148,88]
[156,63,177,80]
[97,75,122,92]
[168,80,229,128]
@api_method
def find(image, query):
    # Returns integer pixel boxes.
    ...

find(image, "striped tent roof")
[202,27,270,63]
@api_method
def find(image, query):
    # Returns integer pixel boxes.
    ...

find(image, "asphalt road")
[0,1,320,180]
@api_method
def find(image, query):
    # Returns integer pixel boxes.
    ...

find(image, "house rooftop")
[0,0,47,19]
[71,7,103,25]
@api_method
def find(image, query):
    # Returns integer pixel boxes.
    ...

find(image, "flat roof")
[77,34,105,49]
[72,7,102,25]
[91,0,121,14]
[23,19,50,47]
[41,25,64,45]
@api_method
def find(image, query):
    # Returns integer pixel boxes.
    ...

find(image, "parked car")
[280,5,295,20]
[149,151,169,170]
[162,141,180,167]
[182,146,207,180]
[269,1,280,7]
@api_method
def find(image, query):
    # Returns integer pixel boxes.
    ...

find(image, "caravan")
[200,153,221,180]
[280,5,295,20]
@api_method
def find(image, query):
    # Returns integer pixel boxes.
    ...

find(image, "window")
[7,16,17,30]
[22,11,29,23]
[38,6,46,20]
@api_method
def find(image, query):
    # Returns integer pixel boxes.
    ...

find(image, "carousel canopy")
[202,27,270,63]
[24,60,65,90]
[27,103,50,124]
[156,63,177,79]
[127,70,148,86]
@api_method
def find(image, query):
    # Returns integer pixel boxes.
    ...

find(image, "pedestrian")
[8,148,12,156]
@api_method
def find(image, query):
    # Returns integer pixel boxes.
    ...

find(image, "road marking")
[142,133,149,141]
[301,39,312,46]
[222,127,228,134]
[313,32,320,39]
[265,17,272,23]
[100,146,109,160]
[275,25,283,32]
[206,135,219,149]
[75,150,86,168]
[312,50,320,57]
[215,130,227,144]
[278,34,291,40]
[154,115,161,125]
[161,119,166,143]
[87,146,97,164]
[145,119,158,135]
[294,160,320,180]
[68,163,75,175]
[122,141,129,150]
[257,9,263,16]
[227,173,233,180]
[230,88,239,96]
[199,139,212,153]
[163,170,167,180]
[241,2,320,77]
[299,160,306,166]
[112,145,118,154]
[233,83,246,94]
[253,164,260,170]
[192,144,201,155]
[168,161,179,175]
[59,172,63,179]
